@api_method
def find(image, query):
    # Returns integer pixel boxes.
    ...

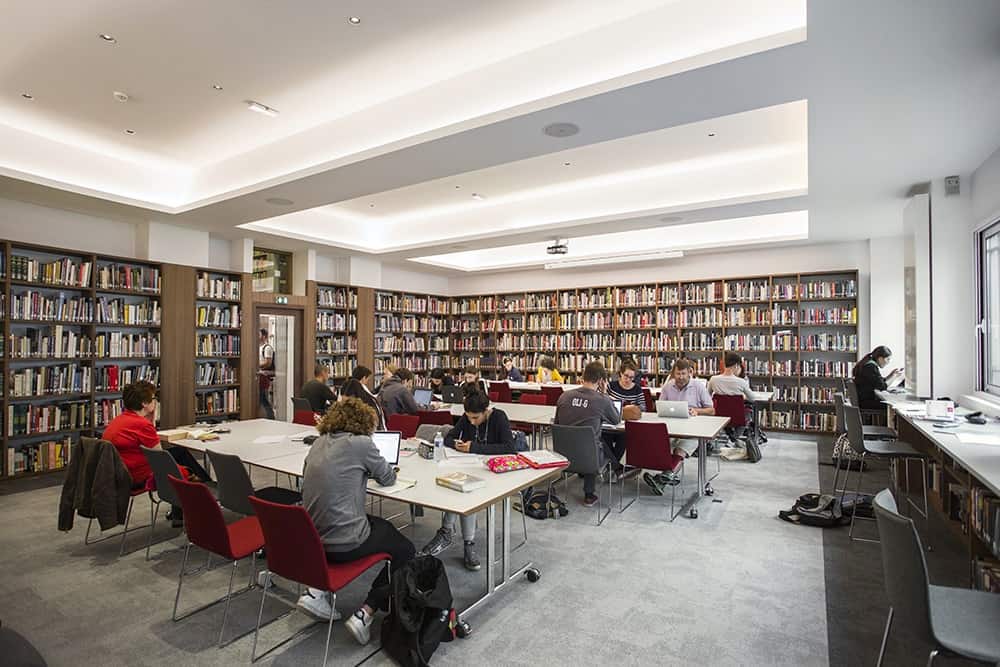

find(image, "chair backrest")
[845,378,860,406]
[833,393,847,435]
[493,381,513,403]
[291,397,312,412]
[842,404,868,455]
[387,413,419,438]
[206,450,257,516]
[249,496,331,591]
[519,393,547,405]
[624,421,681,472]
[415,423,447,442]
[642,387,655,413]
[551,424,600,475]
[168,475,239,558]
[540,386,564,406]
[417,410,453,426]
[488,392,500,402]
[712,394,747,427]
[141,446,184,505]
[873,489,934,639]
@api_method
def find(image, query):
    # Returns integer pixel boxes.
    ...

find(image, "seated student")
[378,368,420,417]
[708,353,755,441]
[428,368,455,393]
[341,365,386,429]
[648,359,714,494]
[536,355,564,384]
[554,361,621,507]
[502,357,524,382]
[853,345,902,410]
[300,363,336,413]
[299,397,415,646]
[102,381,212,526]
[602,360,645,475]
[419,391,515,570]
[373,362,397,394]
[460,365,489,396]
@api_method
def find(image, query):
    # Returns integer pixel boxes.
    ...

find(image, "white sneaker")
[344,609,374,645]
[256,570,275,589]
[296,588,341,621]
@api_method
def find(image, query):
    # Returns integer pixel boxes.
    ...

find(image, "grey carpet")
[0,436,828,666]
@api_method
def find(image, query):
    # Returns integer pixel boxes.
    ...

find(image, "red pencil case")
[485,455,530,473]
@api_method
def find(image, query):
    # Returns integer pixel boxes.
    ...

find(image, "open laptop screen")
[371,431,402,465]
[413,387,433,406]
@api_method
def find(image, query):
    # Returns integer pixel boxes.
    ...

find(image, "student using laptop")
[603,360,645,478]
[554,361,621,507]
[378,368,420,417]
[460,365,489,396]
[373,362,397,394]
[412,386,434,409]
[428,368,455,392]
[648,359,715,495]
[341,366,386,429]
[502,357,524,382]
[853,345,902,410]
[301,363,337,413]
[419,391,516,571]
[708,353,754,441]
[299,397,415,646]
[537,355,564,384]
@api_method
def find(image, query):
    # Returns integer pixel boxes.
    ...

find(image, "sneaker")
[256,570,275,589]
[463,541,481,571]
[296,588,341,621]
[643,472,664,496]
[419,529,454,556]
[345,609,374,645]
[655,471,681,487]
[582,494,599,507]
[166,509,184,528]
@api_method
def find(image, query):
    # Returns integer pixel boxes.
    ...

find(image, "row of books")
[96,364,158,392]
[94,332,160,358]
[95,297,160,325]
[374,356,429,374]
[799,279,857,300]
[11,256,92,287]
[95,264,161,293]
[11,364,92,397]
[11,292,93,321]
[315,335,358,355]
[10,328,91,358]
[971,487,1000,558]
[196,390,239,416]
[195,362,237,386]
[726,281,770,302]
[762,409,837,432]
[196,272,241,300]
[7,401,91,436]
[6,437,72,475]
[800,333,858,352]
[196,305,240,328]
[196,334,241,357]
[973,560,1000,593]
[317,312,358,332]
[318,358,354,377]
[95,398,125,427]
[800,307,858,325]
[375,293,441,313]
[374,336,425,353]
[772,385,837,404]
[317,287,358,309]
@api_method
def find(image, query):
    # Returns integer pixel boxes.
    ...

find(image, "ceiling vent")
[543,122,579,138]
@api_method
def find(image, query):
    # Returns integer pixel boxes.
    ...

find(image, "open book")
[367,477,417,494]
[518,450,569,469]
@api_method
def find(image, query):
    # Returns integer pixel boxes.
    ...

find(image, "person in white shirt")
[708,353,755,401]
[258,328,275,419]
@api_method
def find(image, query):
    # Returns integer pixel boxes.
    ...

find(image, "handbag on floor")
[831,433,865,470]
[382,555,458,666]
[521,488,569,520]
[778,493,846,528]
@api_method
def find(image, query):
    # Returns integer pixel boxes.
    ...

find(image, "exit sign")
[274,295,289,304]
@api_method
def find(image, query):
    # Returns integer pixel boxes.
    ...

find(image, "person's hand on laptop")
[455,441,472,452]
[688,407,697,417]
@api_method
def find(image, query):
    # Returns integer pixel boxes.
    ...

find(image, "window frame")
[977,218,1000,395]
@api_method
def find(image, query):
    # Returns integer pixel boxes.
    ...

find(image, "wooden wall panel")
[240,274,256,420]
[160,264,195,427]
[356,287,375,388]
[304,281,317,382]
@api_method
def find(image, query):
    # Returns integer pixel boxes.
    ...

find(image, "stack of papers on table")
[367,477,417,494]
[953,432,1000,446]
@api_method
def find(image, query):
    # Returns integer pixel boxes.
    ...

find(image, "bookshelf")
[314,282,359,385]
[372,289,452,386]
[193,269,243,420]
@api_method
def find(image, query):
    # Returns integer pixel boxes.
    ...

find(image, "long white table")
[170,419,561,623]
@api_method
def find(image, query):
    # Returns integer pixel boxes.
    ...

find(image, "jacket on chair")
[58,439,133,531]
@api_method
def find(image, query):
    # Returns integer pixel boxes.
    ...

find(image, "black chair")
[873,489,1000,666]
[140,446,188,560]
[206,450,301,516]
[846,377,887,425]
[840,405,928,544]
[551,424,611,525]
[837,391,895,439]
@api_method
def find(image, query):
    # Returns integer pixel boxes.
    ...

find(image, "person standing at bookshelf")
[378,368,420,417]
[103,381,212,526]
[340,366,386,429]
[258,328,275,420]
[537,355,563,384]
[852,345,901,409]
[554,361,621,507]
[419,390,516,570]
[301,363,336,413]
[502,357,524,382]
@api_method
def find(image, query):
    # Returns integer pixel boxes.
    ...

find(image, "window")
[252,247,292,294]
[979,220,1000,393]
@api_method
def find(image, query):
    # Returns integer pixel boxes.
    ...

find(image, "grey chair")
[874,489,1000,666]
[551,424,612,526]
[141,446,187,560]
[837,391,895,439]
[415,423,447,442]
[206,450,301,516]
[840,405,928,543]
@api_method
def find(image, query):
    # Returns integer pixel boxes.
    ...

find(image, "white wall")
[315,254,350,284]
[207,236,234,271]
[136,221,210,267]
[869,235,905,363]
[382,263,451,295]
[972,145,1000,226]
[0,196,136,257]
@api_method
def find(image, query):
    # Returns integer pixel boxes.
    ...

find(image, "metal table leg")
[678,437,715,519]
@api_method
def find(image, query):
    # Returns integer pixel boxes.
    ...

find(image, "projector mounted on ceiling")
[546,238,569,255]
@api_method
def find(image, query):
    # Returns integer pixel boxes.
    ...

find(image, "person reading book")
[102,381,212,526]
[536,355,564,384]
[340,365,386,429]
[419,390,516,571]
[299,397,416,646]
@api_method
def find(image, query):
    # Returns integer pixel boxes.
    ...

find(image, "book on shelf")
[435,471,486,492]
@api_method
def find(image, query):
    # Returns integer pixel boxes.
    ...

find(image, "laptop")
[441,385,464,403]
[656,400,691,419]
[371,431,402,465]
[610,399,623,423]
[413,387,433,408]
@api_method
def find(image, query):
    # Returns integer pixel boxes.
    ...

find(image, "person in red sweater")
[103,381,210,525]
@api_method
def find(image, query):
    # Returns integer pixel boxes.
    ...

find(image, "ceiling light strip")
[544,250,683,270]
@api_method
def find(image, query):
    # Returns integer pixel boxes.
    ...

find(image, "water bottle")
[434,431,445,462]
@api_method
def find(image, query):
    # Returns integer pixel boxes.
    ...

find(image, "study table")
[170,419,562,623]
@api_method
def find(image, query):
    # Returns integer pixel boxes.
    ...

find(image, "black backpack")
[745,436,762,463]
[778,493,846,527]
[523,488,569,520]
[381,556,457,666]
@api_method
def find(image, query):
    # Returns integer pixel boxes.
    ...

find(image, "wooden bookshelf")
[372,288,452,386]
[311,281,360,389]
[193,268,244,421]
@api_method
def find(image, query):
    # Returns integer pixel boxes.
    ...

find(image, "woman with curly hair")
[298,397,415,646]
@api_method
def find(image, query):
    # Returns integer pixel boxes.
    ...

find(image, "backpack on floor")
[382,555,457,666]
[831,433,865,470]
[522,488,569,520]
[745,437,762,463]
[778,493,846,528]
[839,491,874,519]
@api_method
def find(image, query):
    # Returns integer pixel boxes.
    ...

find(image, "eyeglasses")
[622,373,636,380]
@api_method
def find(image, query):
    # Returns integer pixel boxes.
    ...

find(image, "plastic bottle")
[434,431,445,462]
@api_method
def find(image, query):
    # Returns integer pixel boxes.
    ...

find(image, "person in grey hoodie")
[378,367,420,417]
[298,397,416,646]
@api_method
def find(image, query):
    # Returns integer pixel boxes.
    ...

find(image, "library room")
[1,2,1000,666]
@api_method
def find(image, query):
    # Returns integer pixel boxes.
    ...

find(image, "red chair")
[417,410,453,426]
[167,475,265,647]
[642,387,656,413]
[248,496,391,664]
[541,385,564,406]
[488,392,500,402]
[622,421,685,520]
[493,381,513,403]
[519,393,547,405]
[291,397,319,425]
[713,394,748,443]
[387,413,420,438]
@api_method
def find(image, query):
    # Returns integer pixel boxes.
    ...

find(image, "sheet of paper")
[954,432,1000,446]
[444,448,479,460]
[252,435,287,445]
[367,477,417,494]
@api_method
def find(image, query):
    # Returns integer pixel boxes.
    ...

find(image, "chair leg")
[321,599,336,666]
[85,517,94,544]
[926,649,938,667]
[145,498,160,561]
[117,497,135,556]
[849,453,871,542]
[876,607,893,667]
[172,543,192,620]
[831,448,842,495]
[218,559,239,646]
[251,579,268,662]
[838,456,852,509]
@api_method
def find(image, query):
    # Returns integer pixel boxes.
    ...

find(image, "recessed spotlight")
[265,197,294,206]
[123,129,135,135]
[21,93,33,100]
[98,33,117,43]
[708,132,716,137]
[369,203,376,208]
[471,193,485,201]
[454,185,461,190]
[113,91,129,103]
[543,122,579,138]
[212,84,223,91]
[563,162,571,166]
[246,100,279,116]
[347,16,361,25]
